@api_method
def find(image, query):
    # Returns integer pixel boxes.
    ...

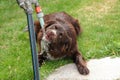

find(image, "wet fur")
[34,12,89,75]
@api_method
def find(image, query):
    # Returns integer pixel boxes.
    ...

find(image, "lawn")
[0,0,120,80]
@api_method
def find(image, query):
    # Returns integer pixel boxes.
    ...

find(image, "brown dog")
[34,12,89,75]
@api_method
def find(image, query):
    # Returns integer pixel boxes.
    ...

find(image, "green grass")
[0,0,120,80]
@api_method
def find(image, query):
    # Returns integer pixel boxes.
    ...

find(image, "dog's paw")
[38,58,43,67]
[78,66,89,75]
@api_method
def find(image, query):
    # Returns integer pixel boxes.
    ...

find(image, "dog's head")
[35,20,72,53]
[44,21,66,42]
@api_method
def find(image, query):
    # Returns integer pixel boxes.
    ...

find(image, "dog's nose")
[47,31,54,36]
[46,31,55,40]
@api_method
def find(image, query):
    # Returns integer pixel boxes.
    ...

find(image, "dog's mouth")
[42,29,57,43]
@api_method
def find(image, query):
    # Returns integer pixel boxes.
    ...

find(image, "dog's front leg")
[73,51,89,75]
[38,52,47,67]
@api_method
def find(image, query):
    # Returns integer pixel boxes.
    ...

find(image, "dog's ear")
[71,19,82,35]
[64,36,72,52]
[34,20,41,35]
[34,20,43,43]
[34,21,43,52]
[60,34,72,52]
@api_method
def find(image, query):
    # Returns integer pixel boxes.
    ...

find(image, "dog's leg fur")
[38,53,47,67]
[73,51,89,75]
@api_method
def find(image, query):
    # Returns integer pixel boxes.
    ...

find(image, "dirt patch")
[76,0,117,20]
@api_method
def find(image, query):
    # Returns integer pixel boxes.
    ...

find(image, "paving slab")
[46,57,120,80]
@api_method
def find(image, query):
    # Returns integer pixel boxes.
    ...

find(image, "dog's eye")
[54,26,58,29]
